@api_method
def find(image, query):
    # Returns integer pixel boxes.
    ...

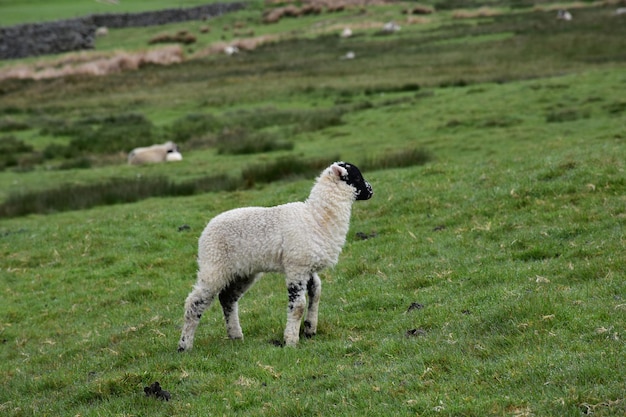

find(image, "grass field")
[0,0,235,26]
[1,1,625,416]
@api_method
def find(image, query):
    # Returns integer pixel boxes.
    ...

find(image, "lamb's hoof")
[303,320,316,338]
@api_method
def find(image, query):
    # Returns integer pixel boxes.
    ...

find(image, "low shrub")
[41,113,156,154]
[56,157,92,170]
[216,127,293,155]
[546,108,590,123]
[241,156,338,187]
[168,113,223,143]
[364,83,421,95]
[293,108,344,133]
[225,107,345,133]
[149,30,197,45]
[604,101,626,115]
[40,119,90,138]
[0,135,34,170]
[439,79,471,88]
[43,143,81,160]
[0,174,241,218]
[69,113,155,153]
[169,108,344,147]
[0,135,33,154]
[0,117,30,132]
[0,148,431,216]
[359,147,432,171]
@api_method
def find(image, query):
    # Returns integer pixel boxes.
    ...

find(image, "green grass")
[0,0,240,26]
[1,1,625,416]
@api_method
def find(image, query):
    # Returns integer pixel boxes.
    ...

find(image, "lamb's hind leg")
[218,274,260,340]
[284,276,308,347]
[304,273,321,338]
[178,284,216,352]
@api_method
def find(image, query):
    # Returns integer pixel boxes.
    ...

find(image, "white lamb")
[178,162,373,351]
[340,28,353,38]
[127,141,179,165]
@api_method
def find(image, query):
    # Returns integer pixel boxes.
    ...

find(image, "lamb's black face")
[337,162,373,201]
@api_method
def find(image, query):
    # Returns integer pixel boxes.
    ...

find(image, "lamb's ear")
[331,163,348,179]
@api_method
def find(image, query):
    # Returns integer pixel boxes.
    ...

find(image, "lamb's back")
[198,203,313,274]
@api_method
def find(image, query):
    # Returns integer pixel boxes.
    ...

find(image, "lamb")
[178,161,373,351]
[223,45,239,56]
[127,141,179,165]
[341,51,356,60]
[95,27,109,37]
[556,9,572,21]
[382,21,401,33]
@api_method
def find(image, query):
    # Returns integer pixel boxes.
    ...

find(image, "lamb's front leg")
[284,278,307,347]
[304,273,321,338]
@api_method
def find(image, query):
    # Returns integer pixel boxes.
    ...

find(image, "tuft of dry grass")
[452,7,503,19]
[0,45,184,80]
[533,1,597,12]
[402,5,435,15]
[262,0,393,23]
[193,34,281,57]
[148,30,197,45]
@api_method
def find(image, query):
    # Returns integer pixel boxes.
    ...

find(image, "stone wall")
[0,2,247,60]
[90,2,247,29]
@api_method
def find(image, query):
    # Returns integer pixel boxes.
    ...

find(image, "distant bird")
[556,9,572,21]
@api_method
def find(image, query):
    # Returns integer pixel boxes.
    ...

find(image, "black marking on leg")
[220,276,249,304]
[306,274,318,299]
[287,282,305,310]
[193,298,207,308]
[189,297,211,320]
[219,275,255,325]
[219,277,243,305]
[303,320,315,337]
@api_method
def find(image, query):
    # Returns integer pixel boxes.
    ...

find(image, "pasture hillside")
[1,1,625,416]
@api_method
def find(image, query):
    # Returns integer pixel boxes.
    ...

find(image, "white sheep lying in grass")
[178,162,373,351]
[127,141,180,165]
